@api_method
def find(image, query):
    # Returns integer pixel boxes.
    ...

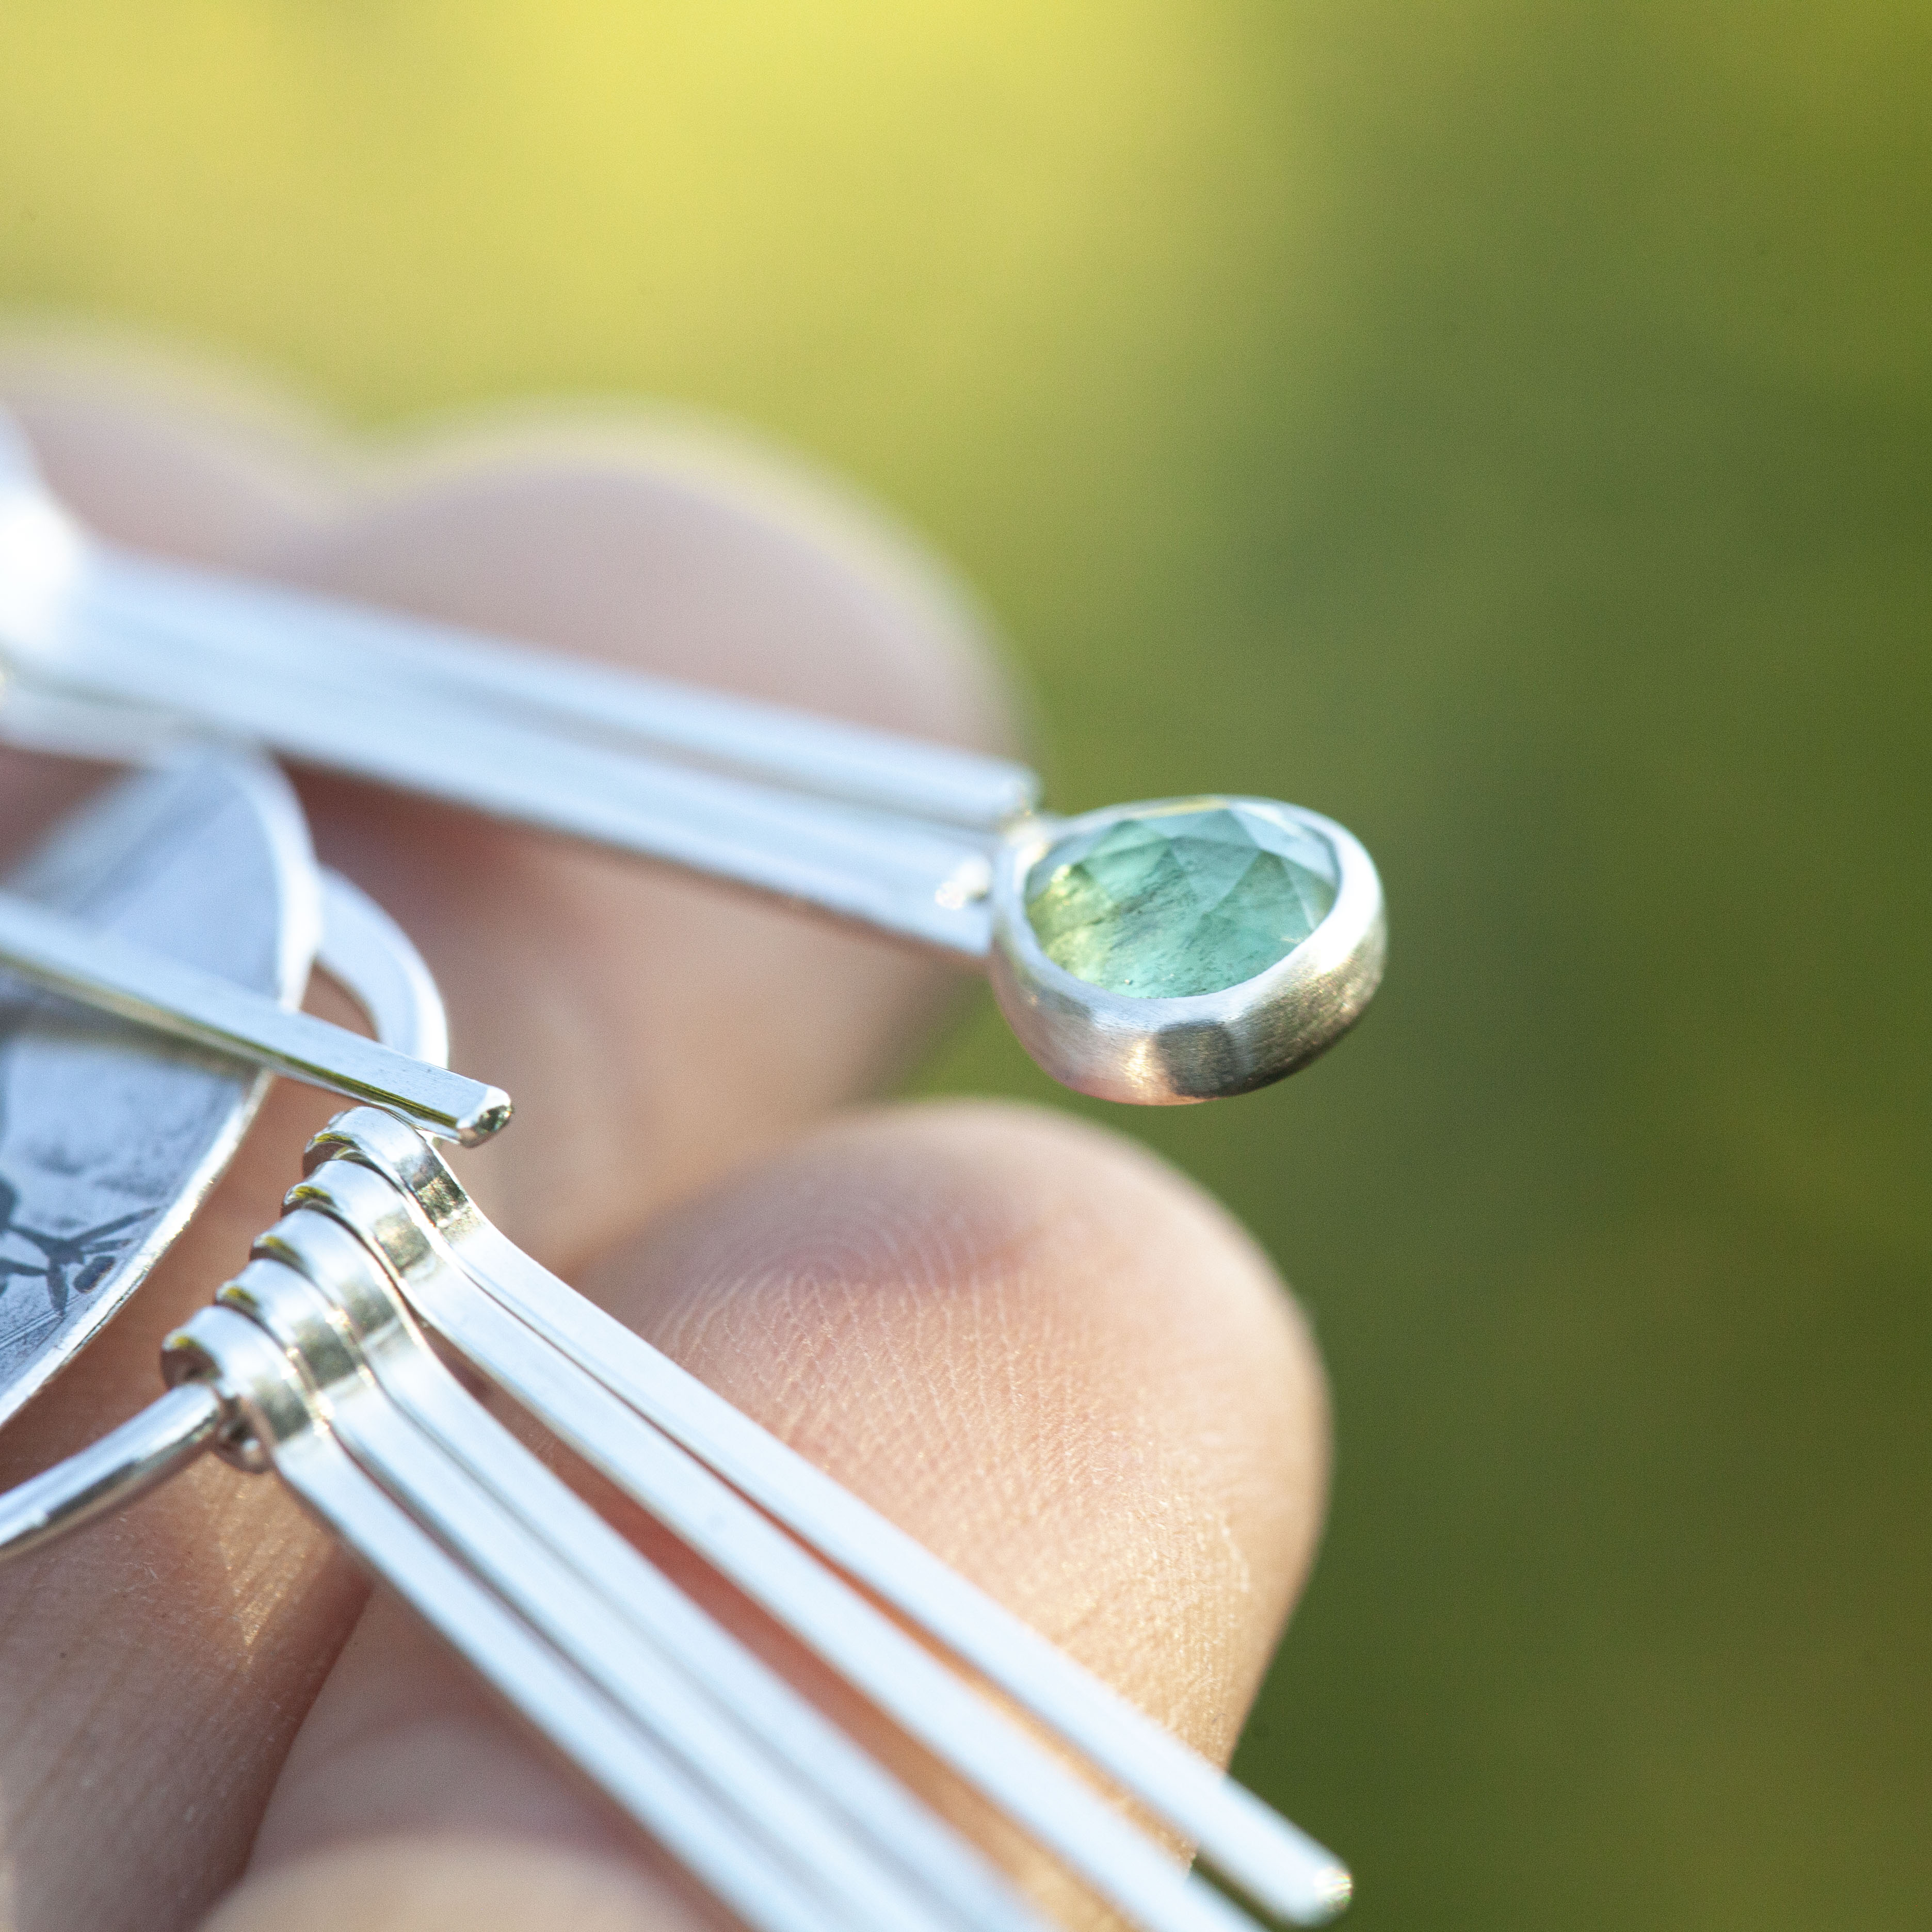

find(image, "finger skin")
[0,359,1018,1932]
[0,381,373,1932]
[199,1840,707,1932]
[265,433,1022,1267]
[228,1101,1330,1932]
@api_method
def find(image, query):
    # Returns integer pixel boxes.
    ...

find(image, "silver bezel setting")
[989,795,1387,1104]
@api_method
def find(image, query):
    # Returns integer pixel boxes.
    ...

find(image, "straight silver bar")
[98,549,1039,831]
[18,609,999,957]
[234,1220,1042,1932]
[0,890,510,1145]
[226,1253,974,1932]
[312,1110,1350,1924]
[0,416,1017,955]
[464,1220,1343,1926]
[0,1381,222,1565]
[265,1398,849,1932]
[366,1326,1044,1932]
[173,1306,862,1932]
[298,1158,1268,1932]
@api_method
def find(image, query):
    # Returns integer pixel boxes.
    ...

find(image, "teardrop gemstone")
[1024,802,1337,999]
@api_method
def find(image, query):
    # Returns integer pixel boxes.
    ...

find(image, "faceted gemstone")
[1024,802,1338,999]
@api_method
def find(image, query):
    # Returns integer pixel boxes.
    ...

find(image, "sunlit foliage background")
[3,6,1928,1926]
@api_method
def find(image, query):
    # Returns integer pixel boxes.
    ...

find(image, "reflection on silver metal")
[0,887,509,1145]
[212,1217,1042,1932]
[0,845,458,1553]
[0,798,1354,1931]
[0,414,1015,957]
[0,754,313,1429]
[991,798,1387,1104]
[297,1106,1353,1928]
[0,1380,223,1561]
[315,870,451,1070]
[0,410,1382,1100]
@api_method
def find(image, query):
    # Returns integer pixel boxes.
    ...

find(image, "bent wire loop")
[0,1102,1354,1932]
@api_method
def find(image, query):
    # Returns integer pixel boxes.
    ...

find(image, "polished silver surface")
[304,1106,1354,1927]
[0,825,1355,1928]
[102,544,1040,831]
[0,827,470,1555]
[0,753,314,1429]
[315,870,450,1070]
[221,1226,1040,1932]
[990,797,1388,1104]
[0,1380,223,1561]
[285,1153,1279,1932]
[0,887,507,1144]
[162,1303,856,1932]
[0,411,1385,1098]
[0,415,1005,957]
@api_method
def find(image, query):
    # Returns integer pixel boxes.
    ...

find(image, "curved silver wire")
[0,1381,224,1561]
[0,868,1055,1932]
[315,870,450,1070]
[216,1221,1042,1932]
[0,871,460,1561]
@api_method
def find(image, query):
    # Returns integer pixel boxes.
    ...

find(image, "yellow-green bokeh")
[3,5,1928,1927]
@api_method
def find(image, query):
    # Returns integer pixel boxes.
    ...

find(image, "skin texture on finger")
[263,428,1020,1266]
[0,1070,373,1932]
[4,350,1022,1268]
[198,1840,709,1932]
[0,355,1023,1930]
[226,1100,1329,1932]
[0,377,376,1932]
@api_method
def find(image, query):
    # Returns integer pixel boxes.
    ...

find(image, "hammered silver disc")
[0,752,317,1429]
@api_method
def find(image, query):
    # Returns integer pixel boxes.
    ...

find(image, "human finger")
[221,1101,1330,1931]
[0,357,1020,1930]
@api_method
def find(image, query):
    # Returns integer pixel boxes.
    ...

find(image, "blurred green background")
[3,4,1928,1926]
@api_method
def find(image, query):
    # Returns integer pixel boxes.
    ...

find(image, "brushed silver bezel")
[988,795,1386,1104]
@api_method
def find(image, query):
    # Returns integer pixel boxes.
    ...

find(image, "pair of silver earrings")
[0,412,1381,1930]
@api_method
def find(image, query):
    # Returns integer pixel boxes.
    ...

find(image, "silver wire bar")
[0,440,1021,956]
[309,1108,1351,1925]
[0,1381,223,1565]
[293,1149,1321,1932]
[95,548,1039,832]
[223,1249,1003,1932]
[15,609,1001,957]
[233,1212,1046,1932]
[172,1306,853,1932]
[0,890,510,1144]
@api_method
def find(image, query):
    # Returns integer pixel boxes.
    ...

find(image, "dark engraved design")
[0,1170,148,1319]
[0,754,314,1426]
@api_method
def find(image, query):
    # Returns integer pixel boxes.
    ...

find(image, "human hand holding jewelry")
[0,365,1337,1932]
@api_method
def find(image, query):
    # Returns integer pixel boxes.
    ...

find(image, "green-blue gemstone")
[1024,803,1338,999]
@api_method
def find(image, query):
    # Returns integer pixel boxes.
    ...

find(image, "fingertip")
[592,1097,1330,1759]
[0,334,346,563]
[262,408,1025,761]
